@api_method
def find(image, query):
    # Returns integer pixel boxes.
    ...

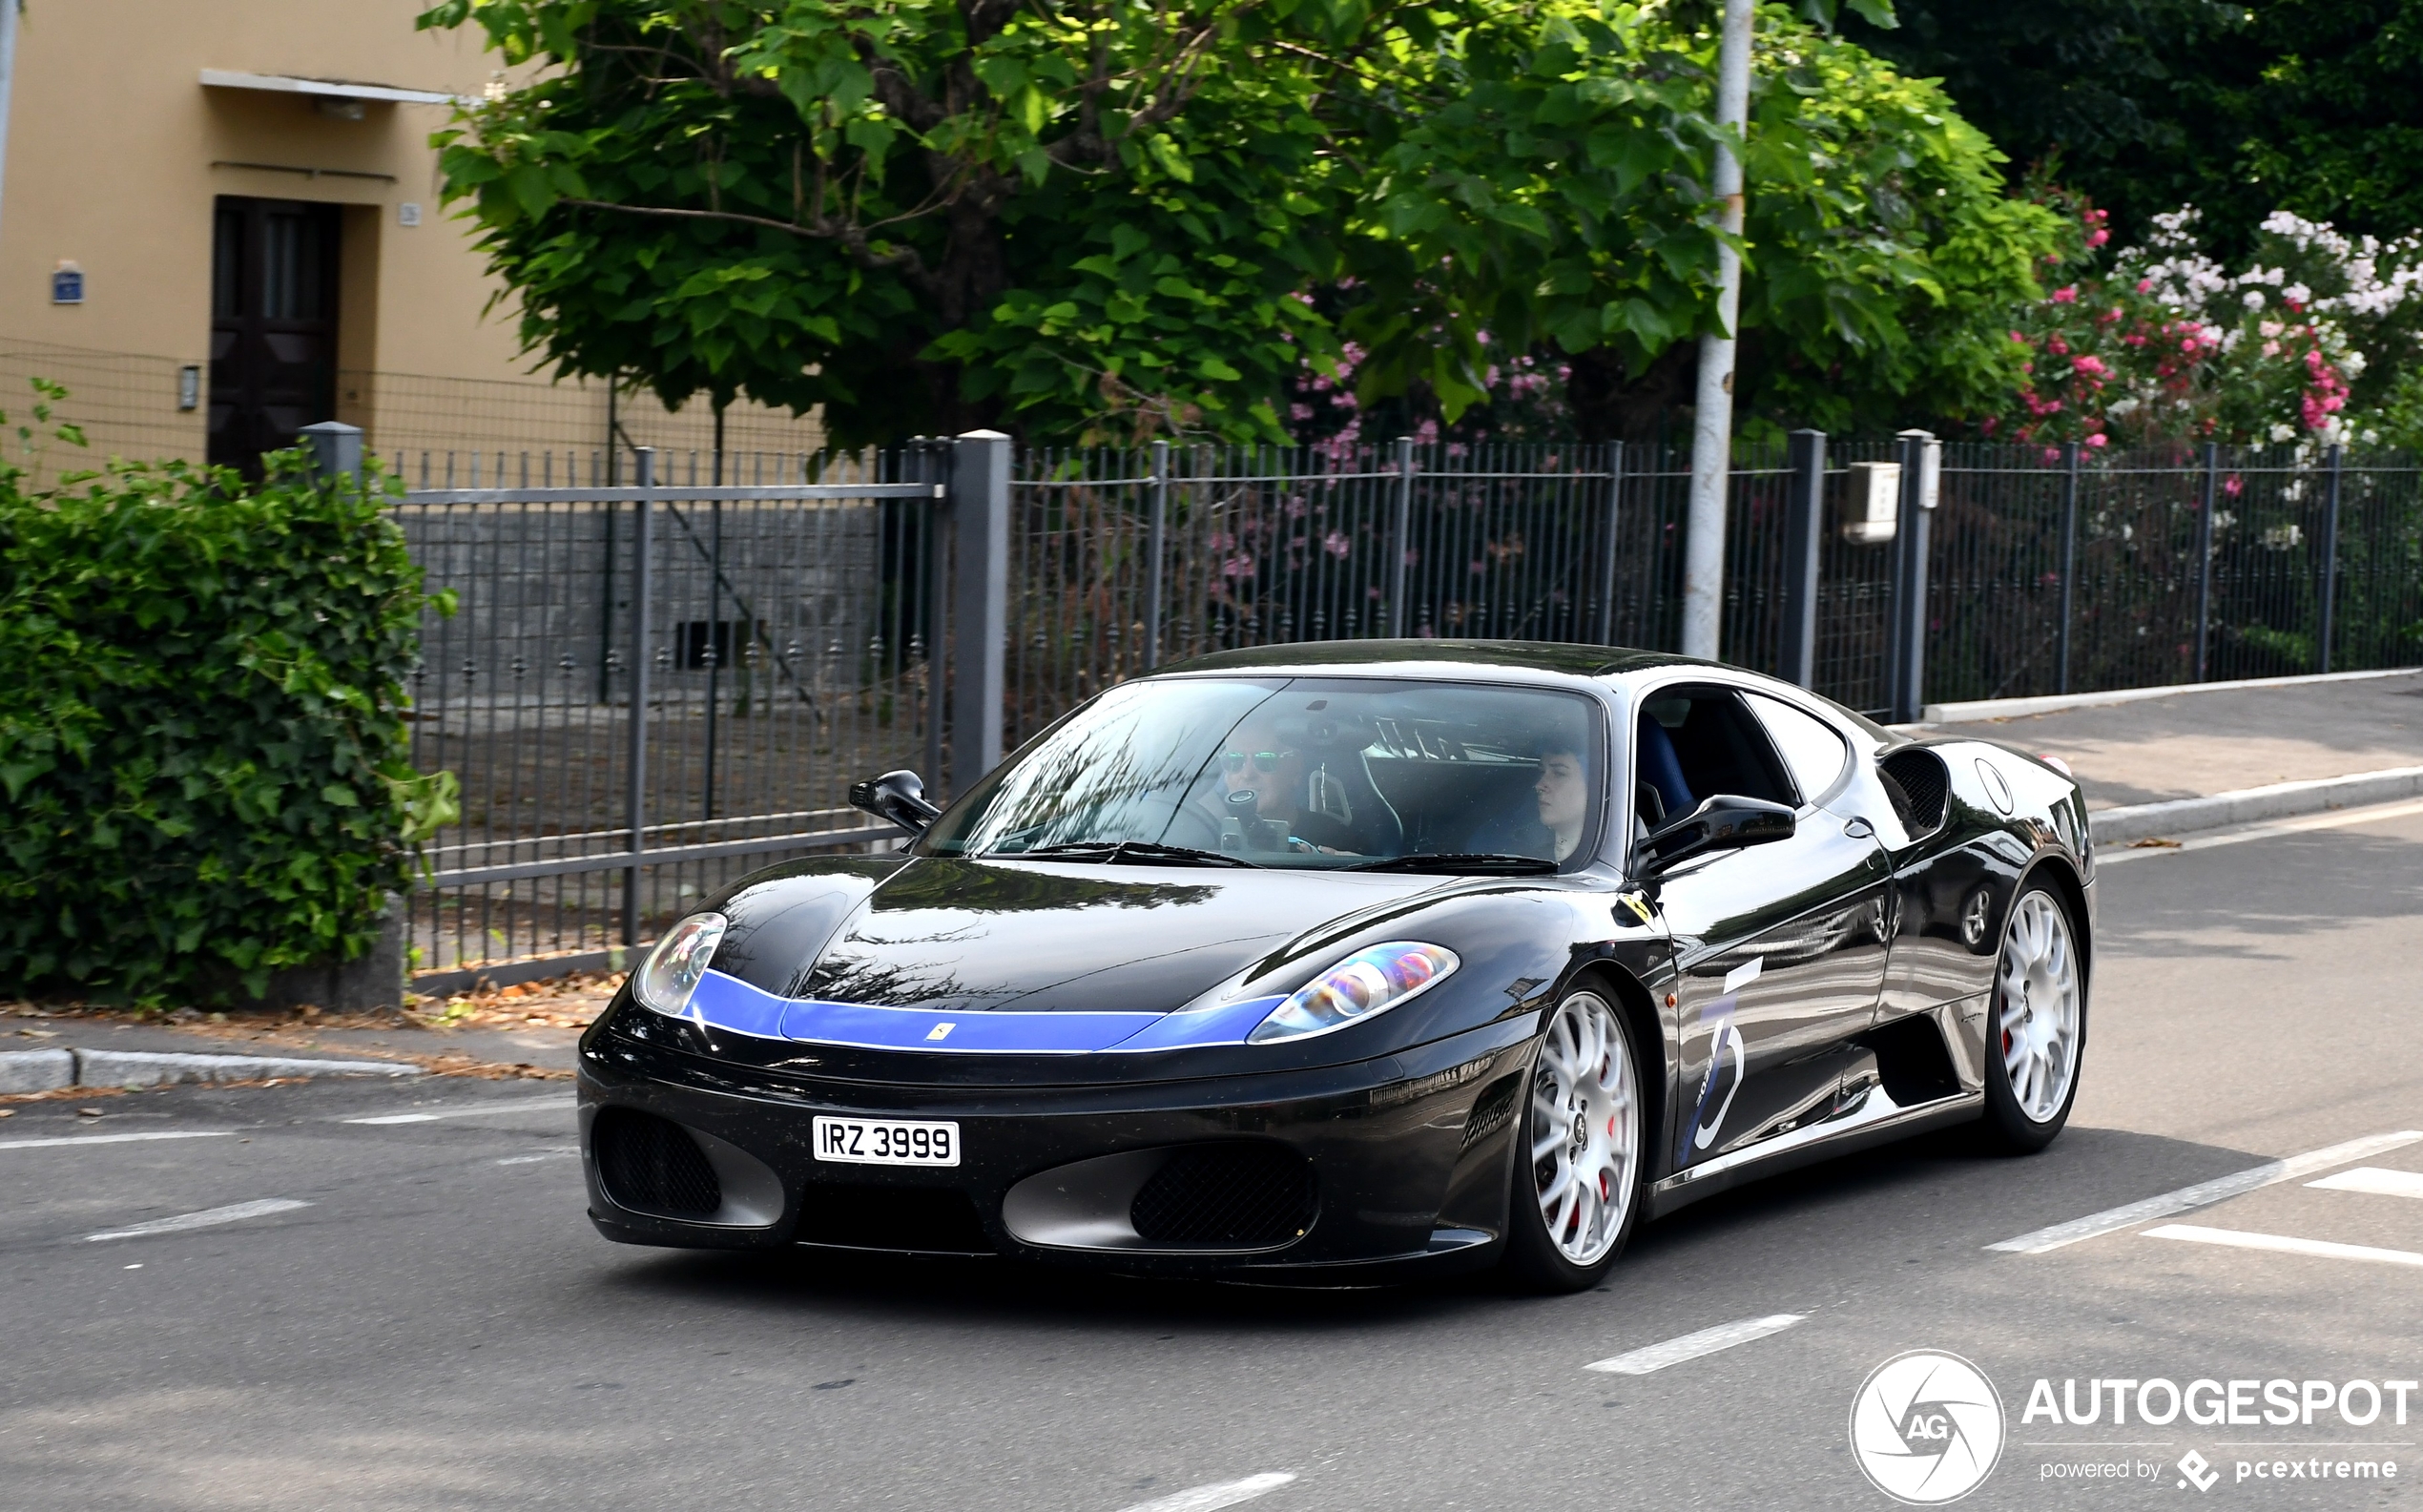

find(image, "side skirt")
[1645,1085,1984,1220]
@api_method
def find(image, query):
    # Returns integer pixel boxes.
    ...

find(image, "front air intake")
[1129,1143,1316,1248]
[594,1108,723,1218]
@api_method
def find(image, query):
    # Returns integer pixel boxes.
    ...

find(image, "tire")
[1501,986,1646,1294]
[1978,880,2086,1154]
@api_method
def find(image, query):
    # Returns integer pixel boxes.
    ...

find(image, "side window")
[1744,693,1851,806]
[1635,688,1793,827]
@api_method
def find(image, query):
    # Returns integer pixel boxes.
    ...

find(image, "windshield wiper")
[1348,852,1559,875]
[994,840,1260,869]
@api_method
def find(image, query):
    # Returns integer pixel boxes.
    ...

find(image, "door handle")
[1842,817,1875,839]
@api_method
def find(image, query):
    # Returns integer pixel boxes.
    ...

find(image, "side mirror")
[1632,794,1795,879]
[849,769,941,834]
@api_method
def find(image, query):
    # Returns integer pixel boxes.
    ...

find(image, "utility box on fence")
[1842,462,1901,544]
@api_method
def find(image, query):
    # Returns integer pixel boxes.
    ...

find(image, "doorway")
[209,197,341,477]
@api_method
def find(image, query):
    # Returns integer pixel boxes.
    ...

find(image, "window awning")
[200,70,463,107]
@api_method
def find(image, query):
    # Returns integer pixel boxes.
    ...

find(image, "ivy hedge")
[0,411,454,1006]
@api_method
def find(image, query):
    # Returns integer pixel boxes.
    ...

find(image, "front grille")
[1129,1144,1316,1248]
[795,1184,993,1254]
[594,1108,722,1217]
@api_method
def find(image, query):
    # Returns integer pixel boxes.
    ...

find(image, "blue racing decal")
[1687,992,1746,1159]
[1103,996,1287,1051]
[685,969,1174,1053]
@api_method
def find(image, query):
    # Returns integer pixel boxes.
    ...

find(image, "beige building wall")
[0,0,821,478]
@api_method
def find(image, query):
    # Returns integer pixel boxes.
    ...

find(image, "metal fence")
[394,446,946,978]
[391,429,2419,979]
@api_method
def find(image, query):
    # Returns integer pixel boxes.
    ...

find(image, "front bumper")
[577,1006,1538,1281]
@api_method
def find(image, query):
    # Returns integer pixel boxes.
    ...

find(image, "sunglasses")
[1221,749,1294,775]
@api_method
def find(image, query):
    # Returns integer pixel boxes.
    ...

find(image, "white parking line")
[1984,1130,2423,1253]
[0,1129,235,1153]
[345,1095,574,1126]
[1111,1472,1296,1512]
[86,1198,310,1242]
[1584,1314,1807,1375]
[2143,1224,2423,1270]
[2309,1167,2423,1200]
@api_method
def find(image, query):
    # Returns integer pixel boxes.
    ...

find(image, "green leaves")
[0,434,446,1006]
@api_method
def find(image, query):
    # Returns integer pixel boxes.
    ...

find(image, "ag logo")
[1849,1350,2005,1504]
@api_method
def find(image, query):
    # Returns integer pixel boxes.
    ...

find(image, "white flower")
[2243,290,2266,310]
[2269,424,2296,443]
[2362,428,2381,445]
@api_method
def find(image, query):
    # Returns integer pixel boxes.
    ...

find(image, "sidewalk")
[1918,670,2423,812]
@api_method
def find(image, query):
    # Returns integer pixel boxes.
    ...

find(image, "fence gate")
[395,445,946,983]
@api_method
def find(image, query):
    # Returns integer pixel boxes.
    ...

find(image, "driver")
[1213,712,1364,855]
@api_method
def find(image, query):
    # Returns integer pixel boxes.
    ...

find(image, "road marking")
[1111,1472,1296,1512]
[2098,797,2423,865]
[2143,1224,2423,1270]
[2309,1166,2423,1200]
[0,1129,234,1153]
[495,1148,578,1166]
[345,1095,574,1126]
[1984,1130,2423,1253]
[86,1198,310,1242]
[1584,1313,1807,1375]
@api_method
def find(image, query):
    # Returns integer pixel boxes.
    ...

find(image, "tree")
[423,0,2061,445]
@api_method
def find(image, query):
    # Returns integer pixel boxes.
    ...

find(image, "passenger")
[1212,713,1365,854]
[1472,740,1593,863]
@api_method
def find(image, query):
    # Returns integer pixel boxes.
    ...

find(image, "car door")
[1640,683,1893,1170]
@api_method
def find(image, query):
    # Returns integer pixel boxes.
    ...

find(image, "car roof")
[1159,638,1711,680]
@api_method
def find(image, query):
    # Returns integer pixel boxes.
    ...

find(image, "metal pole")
[1891,429,1938,722]
[2317,443,2343,674]
[922,441,948,790]
[620,447,655,948]
[949,429,1012,796]
[1593,440,1626,645]
[703,404,725,820]
[2057,441,2081,695]
[1779,428,1825,688]
[1681,0,1755,661]
[2194,442,2218,682]
[1143,439,1170,669]
[1387,435,1414,638]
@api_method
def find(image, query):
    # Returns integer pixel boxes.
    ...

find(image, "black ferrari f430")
[578,642,2093,1292]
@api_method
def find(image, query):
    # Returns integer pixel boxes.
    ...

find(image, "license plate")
[812,1116,961,1167]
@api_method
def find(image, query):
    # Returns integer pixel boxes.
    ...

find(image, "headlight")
[633,912,728,1019]
[1248,942,1459,1045]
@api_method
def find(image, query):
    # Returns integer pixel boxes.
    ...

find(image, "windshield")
[922,677,1606,870]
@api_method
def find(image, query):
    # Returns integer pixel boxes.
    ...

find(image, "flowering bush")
[1993,198,2423,448]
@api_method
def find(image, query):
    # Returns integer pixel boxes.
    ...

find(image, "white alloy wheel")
[1528,990,1640,1267]
[1997,889,2081,1123]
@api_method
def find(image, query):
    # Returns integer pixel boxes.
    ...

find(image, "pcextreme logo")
[1850,1351,2007,1504]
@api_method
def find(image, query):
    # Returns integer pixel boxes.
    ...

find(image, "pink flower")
[1321,530,1351,559]
[2010,330,2029,344]
[2086,230,2109,248]
[2052,286,2079,303]
[2223,475,2244,497]
[2073,355,2109,377]
[2086,433,2107,448]
[2137,279,2153,294]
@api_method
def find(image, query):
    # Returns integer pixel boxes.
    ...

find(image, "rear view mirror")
[849,769,942,834]
[1633,795,1795,879]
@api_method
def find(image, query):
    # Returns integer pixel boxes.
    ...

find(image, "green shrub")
[0,410,455,1006]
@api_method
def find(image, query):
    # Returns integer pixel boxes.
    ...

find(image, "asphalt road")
[5,801,2421,1512]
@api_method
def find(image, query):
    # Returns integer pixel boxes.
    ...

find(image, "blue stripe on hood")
[683,968,1279,1053]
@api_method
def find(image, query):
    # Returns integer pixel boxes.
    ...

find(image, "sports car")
[577,641,2093,1292]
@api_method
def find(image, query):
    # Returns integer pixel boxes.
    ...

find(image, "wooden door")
[209,197,341,478]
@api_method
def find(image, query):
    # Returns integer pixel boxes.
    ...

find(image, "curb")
[1922,666,2421,725]
[0,1047,426,1095]
[2089,765,2423,846]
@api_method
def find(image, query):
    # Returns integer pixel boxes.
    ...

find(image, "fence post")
[949,429,1012,797]
[919,441,949,788]
[300,420,363,484]
[1889,429,1938,722]
[1143,439,1170,669]
[1593,440,1626,645]
[2194,442,2219,682]
[1780,428,1825,689]
[2316,443,2344,674]
[2057,442,2081,695]
[1386,435,1415,638]
[620,447,655,949]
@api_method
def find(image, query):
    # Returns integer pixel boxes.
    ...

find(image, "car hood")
[734,855,1439,1014]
